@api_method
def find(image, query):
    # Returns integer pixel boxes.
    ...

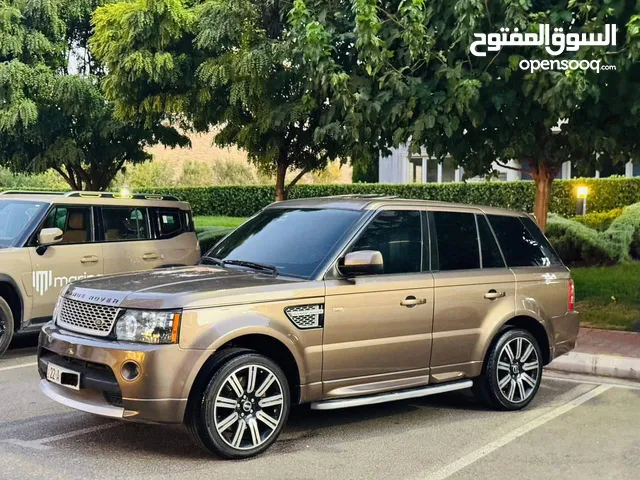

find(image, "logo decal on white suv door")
[32,270,53,296]
[32,271,101,296]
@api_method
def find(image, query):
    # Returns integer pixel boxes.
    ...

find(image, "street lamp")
[576,186,588,215]
[118,187,133,199]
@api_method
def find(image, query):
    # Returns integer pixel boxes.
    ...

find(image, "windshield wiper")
[223,259,278,276]
[200,256,225,266]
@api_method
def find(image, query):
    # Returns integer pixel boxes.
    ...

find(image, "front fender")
[179,301,324,386]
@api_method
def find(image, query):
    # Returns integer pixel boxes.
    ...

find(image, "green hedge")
[197,227,233,253]
[547,202,640,266]
[143,177,640,217]
[4,177,640,218]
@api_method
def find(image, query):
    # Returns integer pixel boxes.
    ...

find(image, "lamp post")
[576,186,588,215]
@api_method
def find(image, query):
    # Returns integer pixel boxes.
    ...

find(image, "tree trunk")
[529,162,556,232]
[275,161,288,201]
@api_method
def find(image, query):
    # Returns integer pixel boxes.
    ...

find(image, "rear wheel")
[476,328,543,410]
[186,353,290,459]
[0,297,15,357]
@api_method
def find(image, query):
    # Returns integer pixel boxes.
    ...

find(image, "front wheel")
[476,328,543,410]
[0,297,15,357]
[186,353,290,459]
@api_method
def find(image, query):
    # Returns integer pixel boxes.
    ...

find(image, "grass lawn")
[194,216,247,228]
[572,263,640,331]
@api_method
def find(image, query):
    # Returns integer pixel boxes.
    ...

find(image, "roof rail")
[324,194,397,199]
[0,190,65,196]
[0,190,180,201]
[63,191,180,201]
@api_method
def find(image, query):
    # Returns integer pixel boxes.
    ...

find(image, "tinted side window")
[157,209,183,237]
[431,211,480,271]
[102,207,149,242]
[488,215,560,267]
[477,215,506,268]
[520,216,561,265]
[43,206,92,244]
[351,210,422,274]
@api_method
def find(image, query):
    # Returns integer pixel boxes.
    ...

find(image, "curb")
[546,352,640,381]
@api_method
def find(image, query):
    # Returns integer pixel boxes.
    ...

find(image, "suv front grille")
[56,297,120,337]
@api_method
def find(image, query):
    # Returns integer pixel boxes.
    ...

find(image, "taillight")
[568,279,575,312]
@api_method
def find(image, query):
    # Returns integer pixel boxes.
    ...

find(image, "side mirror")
[38,227,63,247]
[339,250,384,276]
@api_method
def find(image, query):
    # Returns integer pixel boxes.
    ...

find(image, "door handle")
[401,296,427,307]
[80,255,99,264]
[484,290,506,300]
[142,253,159,260]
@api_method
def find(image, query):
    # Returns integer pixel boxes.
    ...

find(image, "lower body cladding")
[38,323,204,423]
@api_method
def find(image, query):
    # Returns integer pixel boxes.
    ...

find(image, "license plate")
[46,363,80,390]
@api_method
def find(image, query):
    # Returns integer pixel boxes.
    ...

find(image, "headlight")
[114,310,181,344]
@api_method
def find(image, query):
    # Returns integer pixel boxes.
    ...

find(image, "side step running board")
[310,379,473,410]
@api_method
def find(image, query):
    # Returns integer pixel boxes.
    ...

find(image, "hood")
[64,266,317,310]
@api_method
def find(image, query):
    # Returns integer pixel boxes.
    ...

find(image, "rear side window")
[477,215,506,268]
[431,211,480,271]
[157,209,184,237]
[488,215,560,267]
[102,207,150,242]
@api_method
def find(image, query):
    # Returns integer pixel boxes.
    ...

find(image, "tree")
[0,0,187,191]
[91,0,355,200]
[288,0,640,230]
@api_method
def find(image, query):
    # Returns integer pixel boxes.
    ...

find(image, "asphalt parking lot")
[1,337,639,480]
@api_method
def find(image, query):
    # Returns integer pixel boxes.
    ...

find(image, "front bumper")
[38,323,204,423]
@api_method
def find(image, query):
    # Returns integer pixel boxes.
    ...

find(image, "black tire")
[0,297,15,357]
[186,353,290,459]
[475,328,543,411]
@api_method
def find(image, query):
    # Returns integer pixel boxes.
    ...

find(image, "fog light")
[121,361,140,381]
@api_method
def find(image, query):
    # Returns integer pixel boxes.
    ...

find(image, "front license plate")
[46,363,80,390]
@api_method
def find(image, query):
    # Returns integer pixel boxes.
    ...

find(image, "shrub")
[211,159,261,185]
[112,162,177,189]
[144,177,640,217]
[573,208,623,231]
[547,202,640,265]
[179,161,213,187]
[547,216,620,265]
[0,167,68,190]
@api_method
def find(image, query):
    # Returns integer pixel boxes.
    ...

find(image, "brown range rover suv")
[38,196,579,458]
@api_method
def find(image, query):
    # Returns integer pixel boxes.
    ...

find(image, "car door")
[152,208,200,266]
[99,206,163,274]
[323,207,435,398]
[429,208,516,383]
[27,205,104,321]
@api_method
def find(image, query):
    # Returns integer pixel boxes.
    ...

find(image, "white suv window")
[43,206,93,244]
[157,209,183,237]
[102,207,150,242]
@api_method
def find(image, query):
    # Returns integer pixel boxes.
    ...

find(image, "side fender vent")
[284,305,324,329]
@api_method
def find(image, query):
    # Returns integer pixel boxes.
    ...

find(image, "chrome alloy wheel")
[210,364,285,451]
[496,336,540,403]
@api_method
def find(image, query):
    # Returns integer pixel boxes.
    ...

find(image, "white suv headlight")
[114,309,181,344]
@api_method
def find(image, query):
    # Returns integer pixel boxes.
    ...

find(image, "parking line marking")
[419,384,612,480]
[0,362,37,372]
[2,422,120,451]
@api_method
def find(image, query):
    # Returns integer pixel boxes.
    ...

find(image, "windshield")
[204,208,363,278]
[0,200,47,247]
